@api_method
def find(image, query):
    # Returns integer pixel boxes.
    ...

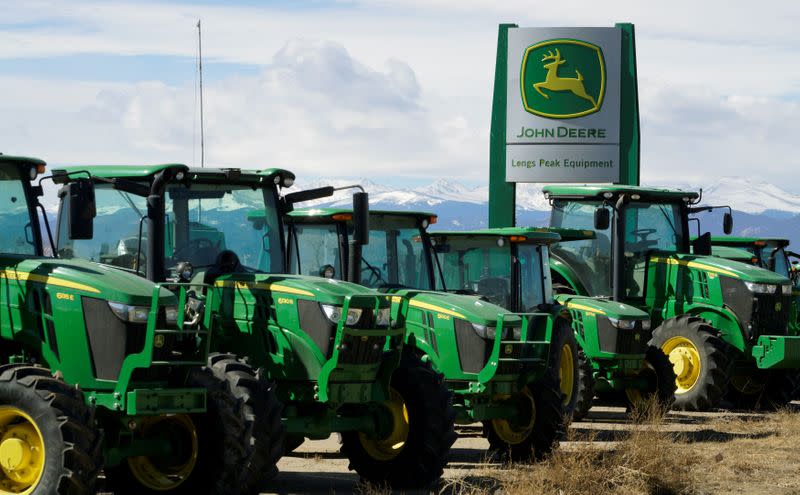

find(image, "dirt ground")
[264,401,800,495]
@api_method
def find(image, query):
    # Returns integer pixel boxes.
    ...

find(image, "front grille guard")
[316,294,404,402]
[477,311,552,384]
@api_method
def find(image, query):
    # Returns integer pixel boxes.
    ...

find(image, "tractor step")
[751,335,800,369]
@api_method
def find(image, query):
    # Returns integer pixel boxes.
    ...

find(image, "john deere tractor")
[0,155,266,494]
[283,208,563,460]
[705,236,800,335]
[54,165,455,488]
[427,228,676,418]
[542,185,800,410]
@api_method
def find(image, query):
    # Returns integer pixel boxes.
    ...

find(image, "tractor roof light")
[631,194,641,200]
[603,192,613,199]
[332,214,352,221]
[282,176,294,188]
[429,215,438,224]
[497,238,506,247]
[509,235,526,243]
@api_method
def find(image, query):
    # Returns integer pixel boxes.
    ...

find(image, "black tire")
[726,368,800,411]
[649,316,730,411]
[283,435,305,454]
[624,346,678,411]
[484,370,565,462]
[548,319,580,417]
[570,350,596,421]
[105,359,254,495]
[207,353,285,491]
[340,353,456,489]
[0,364,101,494]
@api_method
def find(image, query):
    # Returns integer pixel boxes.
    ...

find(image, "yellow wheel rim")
[0,407,45,495]
[491,387,537,445]
[559,344,575,406]
[359,389,409,461]
[661,336,702,394]
[127,414,198,491]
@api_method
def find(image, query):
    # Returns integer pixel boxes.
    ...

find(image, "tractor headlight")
[744,282,777,294]
[472,323,497,340]
[108,302,150,323]
[607,317,637,330]
[320,304,363,326]
[165,306,180,325]
[641,319,652,331]
[781,284,792,296]
[375,307,391,327]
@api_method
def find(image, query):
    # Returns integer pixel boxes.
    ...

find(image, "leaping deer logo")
[533,49,597,107]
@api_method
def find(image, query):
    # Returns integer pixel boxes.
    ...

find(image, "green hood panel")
[214,273,385,303]
[0,256,174,305]
[555,294,649,320]
[390,290,516,326]
[663,253,790,284]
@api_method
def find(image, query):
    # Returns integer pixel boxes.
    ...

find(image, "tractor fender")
[678,304,746,352]
[550,261,588,295]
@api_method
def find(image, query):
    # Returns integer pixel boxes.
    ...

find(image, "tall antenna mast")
[197,19,205,168]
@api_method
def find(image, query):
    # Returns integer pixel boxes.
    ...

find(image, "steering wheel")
[632,228,657,241]
[361,265,384,286]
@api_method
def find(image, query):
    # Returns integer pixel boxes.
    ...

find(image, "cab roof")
[54,164,294,184]
[429,227,561,245]
[709,236,791,248]
[543,184,700,201]
[0,154,46,169]
[285,208,437,222]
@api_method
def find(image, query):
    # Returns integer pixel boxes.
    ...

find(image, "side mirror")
[352,192,370,246]
[284,186,335,205]
[723,212,734,235]
[594,207,610,231]
[63,179,96,240]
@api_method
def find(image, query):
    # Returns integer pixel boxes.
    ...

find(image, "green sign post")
[488,23,640,228]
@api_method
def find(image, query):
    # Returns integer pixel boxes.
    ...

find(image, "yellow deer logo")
[533,49,597,107]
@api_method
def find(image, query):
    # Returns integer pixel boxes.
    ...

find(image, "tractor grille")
[82,297,147,381]
[454,318,491,374]
[720,277,791,340]
[337,335,385,365]
[297,300,337,358]
[596,316,649,355]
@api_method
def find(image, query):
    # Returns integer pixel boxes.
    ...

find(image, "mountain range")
[288,176,800,246]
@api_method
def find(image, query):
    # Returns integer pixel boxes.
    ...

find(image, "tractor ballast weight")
[542,184,800,410]
[54,165,455,489]
[0,155,264,494]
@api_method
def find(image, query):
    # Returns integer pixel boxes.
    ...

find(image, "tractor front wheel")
[624,346,678,412]
[484,370,564,462]
[548,319,580,418]
[0,364,101,495]
[340,353,456,489]
[726,368,800,410]
[105,356,273,495]
[649,316,729,411]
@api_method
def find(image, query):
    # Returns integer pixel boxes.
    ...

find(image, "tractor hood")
[390,289,519,327]
[214,273,389,305]
[555,294,649,321]
[0,256,175,306]
[657,253,790,285]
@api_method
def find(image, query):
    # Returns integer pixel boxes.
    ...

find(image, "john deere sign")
[521,40,606,119]
[489,23,640,227]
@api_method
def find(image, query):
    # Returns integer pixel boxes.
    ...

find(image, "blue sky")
[1,0,799,189]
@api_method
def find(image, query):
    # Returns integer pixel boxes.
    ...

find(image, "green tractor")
[542,185,800,410]
[704,236,800,335]
[427,227,676,417]
[283,208,564,460]
[53,165,455,489]
[0,155,267,494]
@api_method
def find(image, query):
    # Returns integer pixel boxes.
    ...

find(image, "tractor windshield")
[360,214,432,290]
[550,200,612,296]
[0,167,37,255]
[434,237,513,308]
[743,243,791,278]
[165,184,282,272]
[623,202,685,298]
[57,183,148,270]
[287,223,343,278]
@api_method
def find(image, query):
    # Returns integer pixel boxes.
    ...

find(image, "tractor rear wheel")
[340,353,456,489]
[726,368,800,410]
[649,316,729,411]
[105,356,269,495]
[484,370,564,462]
[624,346,678,412]
[0,364,101,495]
[548,319,580,418]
